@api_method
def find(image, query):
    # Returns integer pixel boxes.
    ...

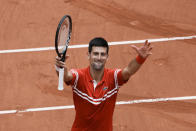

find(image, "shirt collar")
[87,66,106,83]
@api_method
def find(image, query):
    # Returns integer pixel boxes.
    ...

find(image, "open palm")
[131,40,153,58]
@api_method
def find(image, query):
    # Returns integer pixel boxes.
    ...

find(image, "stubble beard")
[91,62,104,71]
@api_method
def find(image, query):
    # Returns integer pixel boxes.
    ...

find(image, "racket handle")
[58,68,64,90]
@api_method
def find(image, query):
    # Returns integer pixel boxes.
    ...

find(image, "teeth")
[96,62,102,64]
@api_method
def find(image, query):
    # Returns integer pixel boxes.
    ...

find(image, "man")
[55,37,152,131]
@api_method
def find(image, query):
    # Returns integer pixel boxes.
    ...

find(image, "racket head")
[55,15,72,62]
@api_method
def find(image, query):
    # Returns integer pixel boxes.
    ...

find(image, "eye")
[93,52,99,56]
[101,53,107,57]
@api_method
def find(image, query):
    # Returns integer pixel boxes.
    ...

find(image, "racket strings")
[58,19,70,53]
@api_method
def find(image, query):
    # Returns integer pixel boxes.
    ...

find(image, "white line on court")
[0,36,196,115]
[0,96,196,115]
[0,35,196,54]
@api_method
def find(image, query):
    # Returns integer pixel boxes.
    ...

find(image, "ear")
[106,54,109,61]
[87,52,90,59]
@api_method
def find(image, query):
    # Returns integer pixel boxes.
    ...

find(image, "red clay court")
[0,0,196,130]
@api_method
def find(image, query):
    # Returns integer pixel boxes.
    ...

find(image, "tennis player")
[55,37,152,131]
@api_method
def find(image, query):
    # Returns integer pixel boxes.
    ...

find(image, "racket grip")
[58,68,64,91]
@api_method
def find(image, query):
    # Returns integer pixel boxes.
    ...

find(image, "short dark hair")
[88,37,109,54]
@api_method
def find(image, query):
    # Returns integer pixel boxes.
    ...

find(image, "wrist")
[136,55,146,64]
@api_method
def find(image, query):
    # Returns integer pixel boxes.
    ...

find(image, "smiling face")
[89,46,108,71]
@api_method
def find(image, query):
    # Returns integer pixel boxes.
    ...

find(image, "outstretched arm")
[55,56,73,82]
[122,40,153,81]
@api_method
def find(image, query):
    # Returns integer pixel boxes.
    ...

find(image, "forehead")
[91,46,107,53]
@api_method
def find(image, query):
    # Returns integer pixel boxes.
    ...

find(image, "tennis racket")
[55,15,72,90]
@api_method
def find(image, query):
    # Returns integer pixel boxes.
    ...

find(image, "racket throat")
[60,53,66,62]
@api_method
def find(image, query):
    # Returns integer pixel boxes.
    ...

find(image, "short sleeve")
[116,69,128,86]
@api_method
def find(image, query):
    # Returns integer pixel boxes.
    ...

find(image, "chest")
[76,76,116,100]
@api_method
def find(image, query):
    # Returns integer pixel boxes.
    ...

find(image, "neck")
[89,66,104,82]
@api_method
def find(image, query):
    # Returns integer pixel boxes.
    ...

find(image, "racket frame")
[55,15,72,62]
[55,15,72,90]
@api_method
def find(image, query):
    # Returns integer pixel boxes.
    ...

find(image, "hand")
[131,40,153,58]
[55,55,69,68]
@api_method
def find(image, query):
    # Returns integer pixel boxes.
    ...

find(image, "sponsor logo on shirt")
[103,86,108,91]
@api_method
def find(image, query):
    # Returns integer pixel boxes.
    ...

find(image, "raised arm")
[122,40,153,81]
[55,56,73,83]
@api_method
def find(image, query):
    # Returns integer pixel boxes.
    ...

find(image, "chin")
[92,63,104,71]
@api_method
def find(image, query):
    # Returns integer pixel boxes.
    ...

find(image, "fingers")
[130,40,153,58]
[144,40,153,52]
[131,45,139,53]
[131,43,152,52]
[56,58,65,68]
[56,55,69,61]
[56,56,61,61]
[55,55,69,68]
[144,40,151,47]
[144,40,148,46]
[146,45,153,57]
[146,43,153,57]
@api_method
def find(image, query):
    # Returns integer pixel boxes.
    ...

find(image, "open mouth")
[94,60,103,64]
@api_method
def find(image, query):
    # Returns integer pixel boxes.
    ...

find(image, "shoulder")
[105,68,121,75]
[104,68,121,80]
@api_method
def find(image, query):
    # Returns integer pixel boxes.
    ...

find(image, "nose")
[98,54,101,60]
[94,54,101,61]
